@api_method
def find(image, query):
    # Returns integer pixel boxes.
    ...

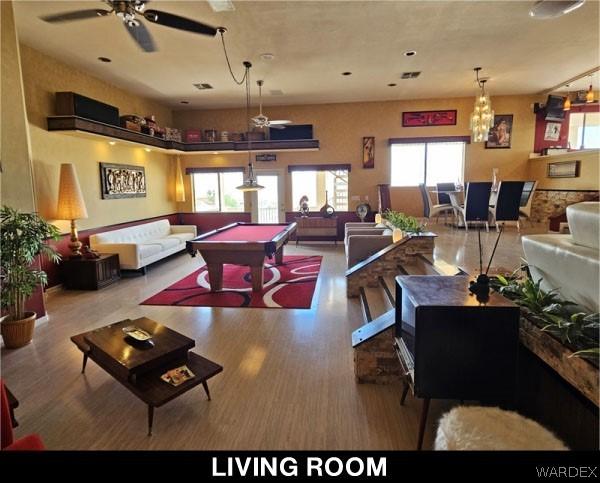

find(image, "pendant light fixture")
[236,61,264,192]
[469,67,494,143]
[563,85,571,111]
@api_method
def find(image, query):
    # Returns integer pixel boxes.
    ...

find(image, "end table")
[62,253,121,290]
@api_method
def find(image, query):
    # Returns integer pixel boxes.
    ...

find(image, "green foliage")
[1,206,61,320]
[382,209,424,233]
[491,269,598,362]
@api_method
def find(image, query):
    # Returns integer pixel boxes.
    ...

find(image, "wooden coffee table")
[71,317,223,435]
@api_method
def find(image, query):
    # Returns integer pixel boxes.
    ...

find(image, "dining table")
[433,188,498,228]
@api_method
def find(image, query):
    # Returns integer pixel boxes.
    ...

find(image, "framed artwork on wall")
[547,160,580,178]
[402,110,457,127]
[544,122,562,142]
[362,137,375,169]
[485,114,513,149]
[99,162,146,199]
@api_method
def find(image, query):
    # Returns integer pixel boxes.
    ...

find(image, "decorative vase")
[1,312,36,349]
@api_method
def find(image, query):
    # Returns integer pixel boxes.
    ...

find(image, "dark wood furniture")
[5,384,19,428]
[294,216,337,244]
[47,116,319,153]
[61,253,121,290]
[394,275,520,450]
[71,317,223,435]
[186,222,297,292]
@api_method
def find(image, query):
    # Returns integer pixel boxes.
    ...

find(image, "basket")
[1,312,36,349]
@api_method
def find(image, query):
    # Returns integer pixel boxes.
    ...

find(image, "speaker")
[56,92,120,126]
[269,124,313,140]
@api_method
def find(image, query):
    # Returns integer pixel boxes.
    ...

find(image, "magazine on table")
[160,365,195,386]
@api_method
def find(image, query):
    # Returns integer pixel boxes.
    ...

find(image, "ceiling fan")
[40,1,217,53]
[251,80,291,130]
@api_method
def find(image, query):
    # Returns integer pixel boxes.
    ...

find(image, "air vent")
[270,89,284,96]
[401,72,421,79]
[193,83,213,90]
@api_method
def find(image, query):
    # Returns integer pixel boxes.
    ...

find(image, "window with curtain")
[568,112,600,149]
[290,169,349,211]
[390,141,466,187]
[192,171,244,212]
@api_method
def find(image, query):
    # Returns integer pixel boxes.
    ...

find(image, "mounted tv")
[545,95,566,122]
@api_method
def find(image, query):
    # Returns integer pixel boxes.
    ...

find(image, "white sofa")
[344,222,393,269]
[90,219,197,271]
[522,202,599,312]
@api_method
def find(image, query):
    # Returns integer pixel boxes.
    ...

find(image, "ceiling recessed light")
[342,72,352,76]
[145,148,151,152]
[403,50,417,57]
[212,152,219,155]
[180,100,190,104]
[260,53,275,61]
[108,141,116,146]
[98,57,112,63]
[388,83,397,87]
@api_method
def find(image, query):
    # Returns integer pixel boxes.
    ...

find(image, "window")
[192,171,244,212]
[568,112,600,150]
[391,141,465,187]
[291,169,349,211]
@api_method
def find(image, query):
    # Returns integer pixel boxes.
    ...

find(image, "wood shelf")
[47,116,320,154]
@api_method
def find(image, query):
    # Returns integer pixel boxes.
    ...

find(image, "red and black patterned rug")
[140,255,322,309]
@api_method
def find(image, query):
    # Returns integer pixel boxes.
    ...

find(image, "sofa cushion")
[150,238,181,250]
[166,233,195,243]
[90,219,172,244]
[138,243,163,259]
[567,202,599,250]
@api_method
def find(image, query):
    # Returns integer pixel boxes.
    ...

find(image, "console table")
[295,216,338,244]
[394,275,520,449]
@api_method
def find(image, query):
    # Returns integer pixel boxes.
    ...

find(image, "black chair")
[519,181,537,225]
[436,183,456,205]
[419,183,453,223]
[489,181,525,232]
[456,182,492,231]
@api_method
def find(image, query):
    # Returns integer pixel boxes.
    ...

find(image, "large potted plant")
[1,206,61,348]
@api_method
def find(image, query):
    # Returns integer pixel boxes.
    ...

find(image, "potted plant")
[1,206,61,348]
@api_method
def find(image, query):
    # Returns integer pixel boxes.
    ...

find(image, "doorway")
[251,170,285,223]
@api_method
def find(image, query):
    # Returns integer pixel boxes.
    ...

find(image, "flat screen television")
[545,94,566,122]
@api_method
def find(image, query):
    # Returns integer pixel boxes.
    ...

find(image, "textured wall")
[174,95,538,216]
[527,149,599,191]
[19,44,177,232]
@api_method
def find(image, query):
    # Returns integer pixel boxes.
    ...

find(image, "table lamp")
[56,163,88,258]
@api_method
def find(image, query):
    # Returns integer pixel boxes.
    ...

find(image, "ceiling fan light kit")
[41,1,218,52]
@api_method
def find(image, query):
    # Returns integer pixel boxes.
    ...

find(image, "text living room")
[1,0,599,468]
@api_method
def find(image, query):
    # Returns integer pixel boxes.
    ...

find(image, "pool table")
[186,222,297,292]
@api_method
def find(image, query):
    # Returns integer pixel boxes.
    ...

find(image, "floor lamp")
[56,163,88,258]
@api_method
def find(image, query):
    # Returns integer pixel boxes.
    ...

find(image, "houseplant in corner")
[1,206,61,348]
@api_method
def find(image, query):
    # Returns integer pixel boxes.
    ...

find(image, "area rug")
[141,255,322,309]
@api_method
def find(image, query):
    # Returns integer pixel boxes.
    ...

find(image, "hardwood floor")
[0,222,546,450]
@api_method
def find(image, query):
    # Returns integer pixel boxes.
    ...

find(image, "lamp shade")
[56,163,88,220]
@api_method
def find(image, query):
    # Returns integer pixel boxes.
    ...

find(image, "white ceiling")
[13,0,600,110]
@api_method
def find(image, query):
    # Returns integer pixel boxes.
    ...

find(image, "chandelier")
[469,67,494,143]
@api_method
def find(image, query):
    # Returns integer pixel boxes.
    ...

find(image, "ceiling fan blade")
[124,21,156,52]
[143,9,217,36]
[269,120,292,125]
[41,9,111,23]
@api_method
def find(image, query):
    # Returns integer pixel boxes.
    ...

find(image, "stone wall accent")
[354,326,401,384]
[531,190,599,224]
[346,235,435,298]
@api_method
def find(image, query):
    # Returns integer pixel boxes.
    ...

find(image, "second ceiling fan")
[251,80,291,130]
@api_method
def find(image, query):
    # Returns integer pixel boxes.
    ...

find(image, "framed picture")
[100,162,146,199]
[402,110,457,127]
[547,160,580,178]
[485,114,513,149]
[362,137,375,169]
[544,122,562,142]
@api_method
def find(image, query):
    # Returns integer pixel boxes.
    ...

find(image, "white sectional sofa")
[90,219,197,272]
[522,202,599,312]
[344,222,393,269]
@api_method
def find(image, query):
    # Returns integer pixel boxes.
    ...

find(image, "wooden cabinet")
[62,253,121,290]
[295,216,338,244]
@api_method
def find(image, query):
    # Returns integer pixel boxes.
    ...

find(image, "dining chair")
[455,182,493,231]
[419,184,453,224]
[519,181,538,226]
[436,182,456,205]
[489,181,525,232]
